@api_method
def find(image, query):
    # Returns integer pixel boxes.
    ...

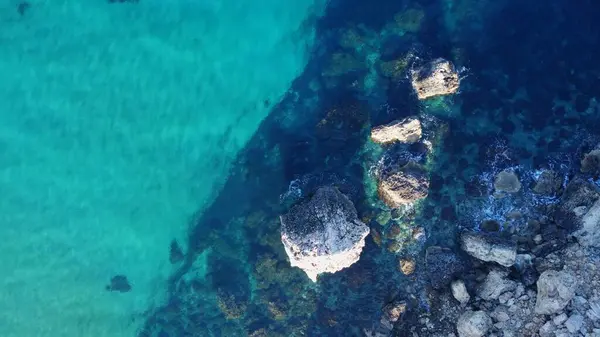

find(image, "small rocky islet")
[139,2,600,336]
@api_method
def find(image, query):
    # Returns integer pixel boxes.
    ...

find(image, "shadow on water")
[139,0,600,336]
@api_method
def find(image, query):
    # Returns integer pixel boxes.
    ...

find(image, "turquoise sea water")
[0,1,323,336]
[2,0,600,336]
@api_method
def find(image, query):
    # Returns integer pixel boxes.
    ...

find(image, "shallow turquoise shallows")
[0,1,323,336]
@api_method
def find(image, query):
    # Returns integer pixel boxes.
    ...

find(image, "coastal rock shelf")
[280,186,370,282]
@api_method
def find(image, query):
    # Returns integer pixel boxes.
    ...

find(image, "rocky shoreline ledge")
[278,60,600,336]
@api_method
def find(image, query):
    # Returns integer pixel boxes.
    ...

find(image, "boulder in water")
[411,58,460,100]
[378,162,429,209]
[494,170,522,193]
[370,117,422,145]
[280,186,369,282]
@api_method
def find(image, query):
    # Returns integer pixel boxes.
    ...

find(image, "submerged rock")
[581,148,600,174]
[494,170,522,193]
[460,232,517,267]
[535,270,577,315]
[411,58,460,100]
[477,269,516,301]
[280,186,369,282]
[365,299,407,337]
[370,117,422,145]
[457,310,492,337]
[425,246,468,289]
[378,162,429,209]
[555,177,600,231]
[533,170,563,196]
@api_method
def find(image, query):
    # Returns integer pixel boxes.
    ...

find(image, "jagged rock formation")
[371,117,422,145]
[378,161,429,208]
[425,246,469,289]
[457,310,492,337]
[460,231,517,267]
[477,269,517,301]
[452,280,471,305]
[581,148,600,174]
[280,186,369,282]
[411,58,460,100]
[494,170,522,193]
[533,169,563,196]
[535,270,577,315]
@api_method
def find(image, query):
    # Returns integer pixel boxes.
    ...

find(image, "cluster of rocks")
[386,147,600,337]
[370,116,431,210]
[279,58,462,282]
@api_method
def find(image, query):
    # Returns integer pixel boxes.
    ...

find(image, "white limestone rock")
[370,117,422,145]
[411,58,460,100]
[535,270,577,315]
[280,186,369,282]
[452,280,471,305]
[461,232,517,267]
[573,198,600,248]
[457,310,492,337]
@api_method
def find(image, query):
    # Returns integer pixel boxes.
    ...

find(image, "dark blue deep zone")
[139,1,600,336]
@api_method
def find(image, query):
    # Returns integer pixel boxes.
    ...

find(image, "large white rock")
[573,199,600,247]
[370,117,422,145]
[460,232,517,267]
[535,270,577,315]
[411,58,460,100]
[280,186,369,282]
[452,280,471,305]
[457,310,492,337]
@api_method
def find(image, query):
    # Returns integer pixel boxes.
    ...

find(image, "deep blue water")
[139,0,600,336]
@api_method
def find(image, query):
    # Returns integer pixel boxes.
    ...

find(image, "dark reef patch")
[138,0,600,335]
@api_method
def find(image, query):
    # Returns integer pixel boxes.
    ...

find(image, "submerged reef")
[138,0,600,336]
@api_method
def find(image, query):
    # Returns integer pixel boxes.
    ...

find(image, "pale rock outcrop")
[411,58,460,100]
[451,280,471,305]
[460,231,517,267]
[581,148,600,174]
[371,117,422,145]
[477,269,517,301]
[494,170,522,193]
[535,270,577,315]
[573,198,600,247]
[456,310,492,337]
[533,170,563,196]
[378,162,429,208]
[280,186,369,282]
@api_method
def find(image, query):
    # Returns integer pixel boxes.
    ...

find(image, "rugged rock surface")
[535,270,577,315]
[425,246,469,289]
[573,198,600,247]
[280,186,369,282]
[411,58,460,100]
[452,280,471,305]
[456,310,492,337]
[477,269,517,301]
[493,170,522,193]
[581,148,600,174]
[371,117,422,145]
[460,231,517,267]
[365,300,407,337]
[533,169,563,196]
[554,177,600,234]
[378,162,429,208]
